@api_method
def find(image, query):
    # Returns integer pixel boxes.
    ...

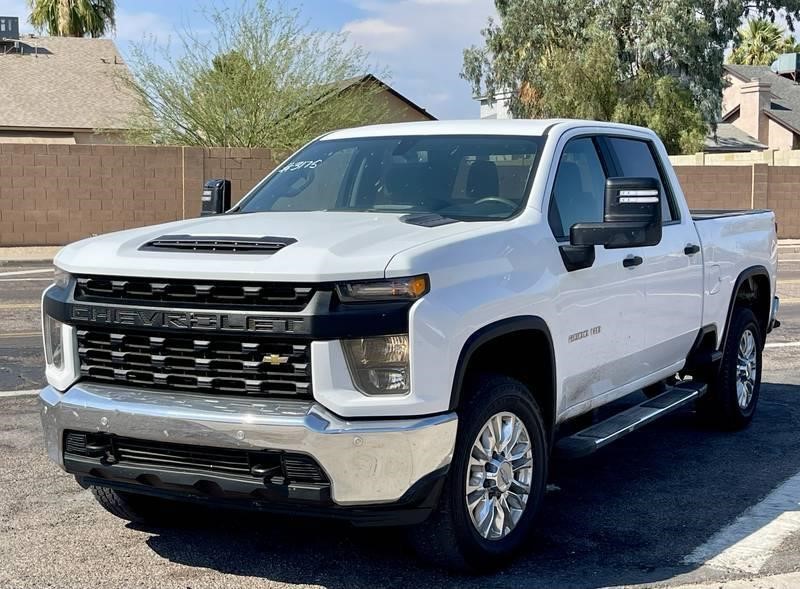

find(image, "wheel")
[697,307,762,430]
[410,375,548,572]
[88,484,173,524]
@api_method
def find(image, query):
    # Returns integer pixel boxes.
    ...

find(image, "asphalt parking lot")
[1,252,800,588]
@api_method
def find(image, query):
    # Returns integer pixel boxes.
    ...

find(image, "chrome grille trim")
[77,328,311,398]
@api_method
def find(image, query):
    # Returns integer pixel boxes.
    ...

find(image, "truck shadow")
[139,382,800,589]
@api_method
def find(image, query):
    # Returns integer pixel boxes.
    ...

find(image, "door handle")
[623,255,643,268]
[684,244,700,255]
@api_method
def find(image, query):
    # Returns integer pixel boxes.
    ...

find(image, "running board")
[555,381,707,459]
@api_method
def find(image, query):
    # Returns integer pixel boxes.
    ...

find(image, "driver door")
[548,136,648,414]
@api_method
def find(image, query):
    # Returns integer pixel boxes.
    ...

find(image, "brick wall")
[2,144,800,245]
[674,164,800,237]
[0,144,283,246]
[673,166,754,210]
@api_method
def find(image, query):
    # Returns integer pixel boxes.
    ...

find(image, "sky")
[0,0,498,119]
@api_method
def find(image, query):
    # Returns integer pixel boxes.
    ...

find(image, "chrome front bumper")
[39,383,457,506]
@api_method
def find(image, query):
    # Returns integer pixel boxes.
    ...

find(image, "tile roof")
[0,36,140,131]
[724,64,800,134]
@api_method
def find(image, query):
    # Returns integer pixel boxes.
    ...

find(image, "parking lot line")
[0,303,39,310]
[0,269,52,277]
[0,332,40,338]
[765,341,800,349]
[0,389,39,398]
[684,468,800,574]
[778,297,800,304]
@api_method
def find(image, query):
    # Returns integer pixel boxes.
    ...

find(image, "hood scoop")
[140,234,297,254]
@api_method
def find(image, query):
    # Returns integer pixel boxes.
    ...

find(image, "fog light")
[342,335,410,395]
[43,315,64,370]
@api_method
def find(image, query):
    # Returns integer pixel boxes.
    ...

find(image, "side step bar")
[555,381,708,459]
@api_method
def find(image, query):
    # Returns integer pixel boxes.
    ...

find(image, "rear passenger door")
[603,136,703,374]
[548,136,648,413]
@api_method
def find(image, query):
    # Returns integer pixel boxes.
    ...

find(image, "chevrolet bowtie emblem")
[263,354,289,366]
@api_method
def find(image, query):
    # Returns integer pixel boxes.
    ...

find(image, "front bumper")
[40,383,457,510]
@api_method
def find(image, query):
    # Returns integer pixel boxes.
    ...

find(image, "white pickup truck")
[39,120,779,571]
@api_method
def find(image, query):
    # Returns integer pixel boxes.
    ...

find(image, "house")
[478,89,513,120]
[326,74,436,123]
[722,57,800,151]
[0,17,140,144]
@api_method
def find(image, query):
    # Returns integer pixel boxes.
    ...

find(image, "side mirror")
[570,177,662,249]
[201,178,231,216]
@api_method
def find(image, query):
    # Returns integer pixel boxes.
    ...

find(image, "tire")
[89,484,173,524]
[697,306,762,430]
[409,375,548,573]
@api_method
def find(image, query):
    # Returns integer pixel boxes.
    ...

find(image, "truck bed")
[691,208,777,342]
[691,209,772,221]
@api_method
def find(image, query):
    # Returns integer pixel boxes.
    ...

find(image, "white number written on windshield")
[278,160,323,173]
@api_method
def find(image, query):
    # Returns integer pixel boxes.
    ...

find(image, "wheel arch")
[449,316,557,435]
[721,265,771,353]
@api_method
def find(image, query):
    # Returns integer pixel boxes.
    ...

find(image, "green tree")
[125,1,392,150]
[730,18,800,65]
[27,0,115,37]
[463,0,800,154]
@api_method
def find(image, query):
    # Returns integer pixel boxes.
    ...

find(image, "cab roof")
[321,119,655,140]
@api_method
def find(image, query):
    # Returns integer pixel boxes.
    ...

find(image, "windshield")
[236,135,543,221]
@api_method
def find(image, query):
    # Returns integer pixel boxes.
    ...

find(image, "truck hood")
[54,211,482,282]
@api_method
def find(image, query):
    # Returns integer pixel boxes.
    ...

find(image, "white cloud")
[342,0,497,119]
[342,18,412,52]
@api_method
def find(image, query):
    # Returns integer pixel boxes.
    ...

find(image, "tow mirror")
[569,177,662,249]
[201,179,231,216]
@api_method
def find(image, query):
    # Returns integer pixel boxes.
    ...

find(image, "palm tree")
[27,0,115,38]
[729,19,800,65]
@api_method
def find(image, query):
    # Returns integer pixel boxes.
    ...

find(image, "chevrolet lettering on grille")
[69,304,304,334]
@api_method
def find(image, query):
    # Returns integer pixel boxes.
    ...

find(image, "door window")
[605,137,677,222]
[548,138,607,239]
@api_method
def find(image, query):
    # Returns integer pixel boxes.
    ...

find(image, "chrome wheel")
[465,411,533,541]
[736,328,757,410]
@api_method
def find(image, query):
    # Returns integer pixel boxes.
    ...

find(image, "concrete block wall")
[2,143,800,244]
[673,164,800,237]
[0,144,283,246]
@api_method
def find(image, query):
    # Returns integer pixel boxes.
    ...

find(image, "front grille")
[281,455,329,483]
[75,275,315,311]
[117,437,257,476]
[64,431,329,484]
[78,328,311,398]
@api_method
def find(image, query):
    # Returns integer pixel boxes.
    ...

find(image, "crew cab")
[39,120,779,571]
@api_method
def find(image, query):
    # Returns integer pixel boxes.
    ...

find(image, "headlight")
[342,335,410,395]
[337,275,428,302]
[43,315,64,370]
[53,267,71,289]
